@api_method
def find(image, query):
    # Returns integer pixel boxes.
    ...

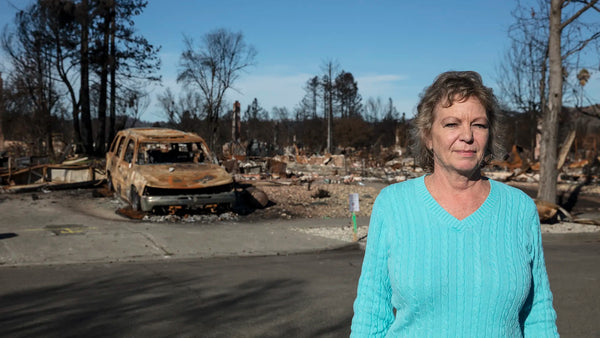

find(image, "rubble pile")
[224,142,600,187]
[143,212,239,223]
[485,144,600,186]
[225,147,423,184]
[222,145,600,225]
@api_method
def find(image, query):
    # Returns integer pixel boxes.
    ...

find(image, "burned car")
[105,128,235,212]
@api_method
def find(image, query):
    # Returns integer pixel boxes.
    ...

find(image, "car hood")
[136,163,233,189]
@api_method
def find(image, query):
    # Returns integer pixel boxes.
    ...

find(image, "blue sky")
[1,0,599,122]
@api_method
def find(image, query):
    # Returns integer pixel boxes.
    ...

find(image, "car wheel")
[130,186,141,211]
[107,173,114,191]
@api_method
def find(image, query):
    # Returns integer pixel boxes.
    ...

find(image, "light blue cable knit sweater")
[351,176,559,337]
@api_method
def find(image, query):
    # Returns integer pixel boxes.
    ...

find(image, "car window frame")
[115,135,127,160]
[109,134,122,154]
[123,139,136,164]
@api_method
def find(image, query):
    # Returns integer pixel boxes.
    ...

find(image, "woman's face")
[426,96,489,178]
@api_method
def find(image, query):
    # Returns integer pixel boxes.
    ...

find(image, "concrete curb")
[0,215,368,267]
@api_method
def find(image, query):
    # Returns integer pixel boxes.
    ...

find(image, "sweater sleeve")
[519,201,559,337]
[351,192,394,337]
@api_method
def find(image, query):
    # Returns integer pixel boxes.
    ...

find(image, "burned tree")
[177,28,257,151]
[334,71,362,119]
[496,4,548,161]
[320,60,339,154]
[539,0,600,203]
[501,0,600,203]
[299,76,320,120]
[1,1,63,156]
[94,0,161,153]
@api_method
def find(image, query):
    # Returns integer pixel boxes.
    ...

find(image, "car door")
[106,134,124,186]
[114,137,135,198]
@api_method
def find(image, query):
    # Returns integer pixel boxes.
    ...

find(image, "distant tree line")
[159,53,410,156]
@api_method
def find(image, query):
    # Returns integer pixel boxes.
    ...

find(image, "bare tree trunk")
[95,9,110,155]
[79,0,94,156]
[535,48,549,162]
[325,64,334,154]
[232,101,240,142]
[312,83,317,119]
[35,54,53,157]
[538,0,562,203]
[108,5,116,146]
[212,115,219,153]
[71,101,81,150]
[54,36,82,150]
[45,58,54,156]
[327,96,332,154]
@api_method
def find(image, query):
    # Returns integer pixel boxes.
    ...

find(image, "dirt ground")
[236,180,384,221]
[2,177,600,226]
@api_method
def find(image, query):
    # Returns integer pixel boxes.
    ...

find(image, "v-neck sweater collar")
[416,175,497,231]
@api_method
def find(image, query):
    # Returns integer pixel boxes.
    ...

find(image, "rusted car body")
[105,128,235,212]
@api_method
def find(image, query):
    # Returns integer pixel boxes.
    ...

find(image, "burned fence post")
[232,101,241,143]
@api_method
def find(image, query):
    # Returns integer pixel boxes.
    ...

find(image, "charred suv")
[105,128,235,212]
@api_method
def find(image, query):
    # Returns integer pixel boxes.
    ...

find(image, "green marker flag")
[349,193,359,241]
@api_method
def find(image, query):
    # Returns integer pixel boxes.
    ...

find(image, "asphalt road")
[1,234,599,338]
[543,234,600,337]
[0,249,362,338]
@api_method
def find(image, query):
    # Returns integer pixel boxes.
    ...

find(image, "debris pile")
[2,140,600,227]
[142,212,239,223]
[219,144,600,224]
[0,153,104,193]
[223,144,422,186]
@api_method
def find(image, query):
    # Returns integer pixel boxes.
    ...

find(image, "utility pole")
[326,66,333,154]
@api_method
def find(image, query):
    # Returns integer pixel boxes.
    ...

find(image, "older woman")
[351,71,558,337]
